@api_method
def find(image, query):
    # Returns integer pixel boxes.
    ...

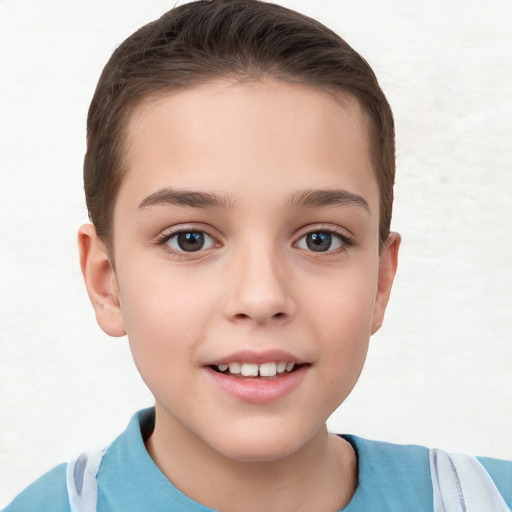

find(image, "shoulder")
[3,409,154,512]
[344,435,512,511]
[345,435,431,479]
[3,463,69,512]
[344,435,433,511]
[478,455,512,507]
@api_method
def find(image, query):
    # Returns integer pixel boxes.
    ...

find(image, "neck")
[145,405,358,512]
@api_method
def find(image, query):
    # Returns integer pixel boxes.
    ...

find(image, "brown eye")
[167,231,215,252]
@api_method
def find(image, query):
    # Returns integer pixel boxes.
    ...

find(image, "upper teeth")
[216,361,296,377]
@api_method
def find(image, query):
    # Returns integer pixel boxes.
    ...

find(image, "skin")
[79,78,400,511]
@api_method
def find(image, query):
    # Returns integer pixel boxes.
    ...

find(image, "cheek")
[302,265,377,379]
[118,273,215,372]
[302,262,378,333]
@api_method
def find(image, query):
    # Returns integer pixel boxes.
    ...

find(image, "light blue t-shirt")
[4,408,512,511]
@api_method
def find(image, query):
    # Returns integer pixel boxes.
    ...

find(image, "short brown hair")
[84,0,395,248]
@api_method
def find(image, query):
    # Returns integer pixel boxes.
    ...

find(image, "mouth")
[204,351,310,402]
[209,361,303,378]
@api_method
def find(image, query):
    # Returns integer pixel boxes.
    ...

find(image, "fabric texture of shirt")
[4,408,512,511]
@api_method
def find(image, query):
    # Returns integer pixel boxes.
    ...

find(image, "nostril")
[272,312,286,319]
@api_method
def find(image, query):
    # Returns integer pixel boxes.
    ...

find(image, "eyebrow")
[137,186,370,213]
[287,189,370,212]
[138,188,235,210]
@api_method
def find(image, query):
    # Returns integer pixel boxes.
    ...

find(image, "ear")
[78,224,126,337]
[371,232,401,335]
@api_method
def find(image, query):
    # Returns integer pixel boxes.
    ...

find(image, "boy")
[4,1,511,511]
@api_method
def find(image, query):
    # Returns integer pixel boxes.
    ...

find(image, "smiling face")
[80,78,399,464]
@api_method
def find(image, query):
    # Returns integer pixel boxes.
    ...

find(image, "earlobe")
[371,232,401,335]
[78,224,126,337]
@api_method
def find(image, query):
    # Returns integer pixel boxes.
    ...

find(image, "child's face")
[83,78,399,461]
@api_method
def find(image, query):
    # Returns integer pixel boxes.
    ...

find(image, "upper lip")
[204,349,307,366]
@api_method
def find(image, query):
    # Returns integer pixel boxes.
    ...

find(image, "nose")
[222,246,295,325]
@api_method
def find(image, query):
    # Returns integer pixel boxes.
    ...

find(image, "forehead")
[118,78,378,212]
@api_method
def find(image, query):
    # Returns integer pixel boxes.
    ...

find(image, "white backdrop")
[1,0,511,505]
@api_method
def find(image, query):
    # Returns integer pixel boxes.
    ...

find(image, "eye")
[295,230,349,253]
[165,230,215,252]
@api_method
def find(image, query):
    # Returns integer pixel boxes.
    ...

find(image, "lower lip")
[204,365,309,404]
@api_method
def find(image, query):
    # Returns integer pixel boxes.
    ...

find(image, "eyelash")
[153,226,218,259]
[153,225,353,258]
[294,226,354,254]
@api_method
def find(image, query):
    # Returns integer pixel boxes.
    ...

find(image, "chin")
[206,421,320,463]
[218,442,300,463]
